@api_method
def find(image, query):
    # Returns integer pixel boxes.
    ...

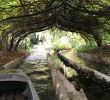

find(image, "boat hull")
[0,69,40,100]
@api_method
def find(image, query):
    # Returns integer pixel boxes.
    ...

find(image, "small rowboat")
[0,69,40,100]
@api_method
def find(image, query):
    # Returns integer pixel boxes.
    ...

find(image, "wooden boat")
[0,69,40,100]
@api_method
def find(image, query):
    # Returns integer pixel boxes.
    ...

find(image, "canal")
[61,50,110,100]
[62,50,110,76]
[18,45,56,100]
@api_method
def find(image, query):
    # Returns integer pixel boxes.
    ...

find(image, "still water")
[62,50,110,100]
[62,50,110,76]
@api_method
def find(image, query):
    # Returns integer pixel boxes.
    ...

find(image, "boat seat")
[0,81,26,93]
[14,93,25,100]
[0,94,6,100]
[7,94,14,100]
[0,93,26,100]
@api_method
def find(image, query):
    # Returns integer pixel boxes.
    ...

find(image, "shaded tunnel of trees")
[0,0,110,51]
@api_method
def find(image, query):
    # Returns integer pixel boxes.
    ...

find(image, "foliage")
[65,67,78,78]
[52,42,71,52]
[18,36,32,51]
[75,45,98,53]
[49,28,72,51]
[69,33,86,47]
[101,33,110,45]
[51,54,78,79]
[51,54,61,68]
[30,33,38,45]
[1,0,110,50]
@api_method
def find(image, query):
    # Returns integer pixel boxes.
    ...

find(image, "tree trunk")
[8,37,15,51]
[93,34,102,47]
[14,38,22,51]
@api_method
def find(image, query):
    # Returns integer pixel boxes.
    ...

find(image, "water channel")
[18,45,56,100]
[62,50,110,100]
[62,50,110,76]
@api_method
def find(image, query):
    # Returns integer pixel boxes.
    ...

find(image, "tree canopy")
[0,0,110,50]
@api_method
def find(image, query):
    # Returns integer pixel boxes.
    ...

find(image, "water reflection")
[62,50,110,100]
[63,50,110,76]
